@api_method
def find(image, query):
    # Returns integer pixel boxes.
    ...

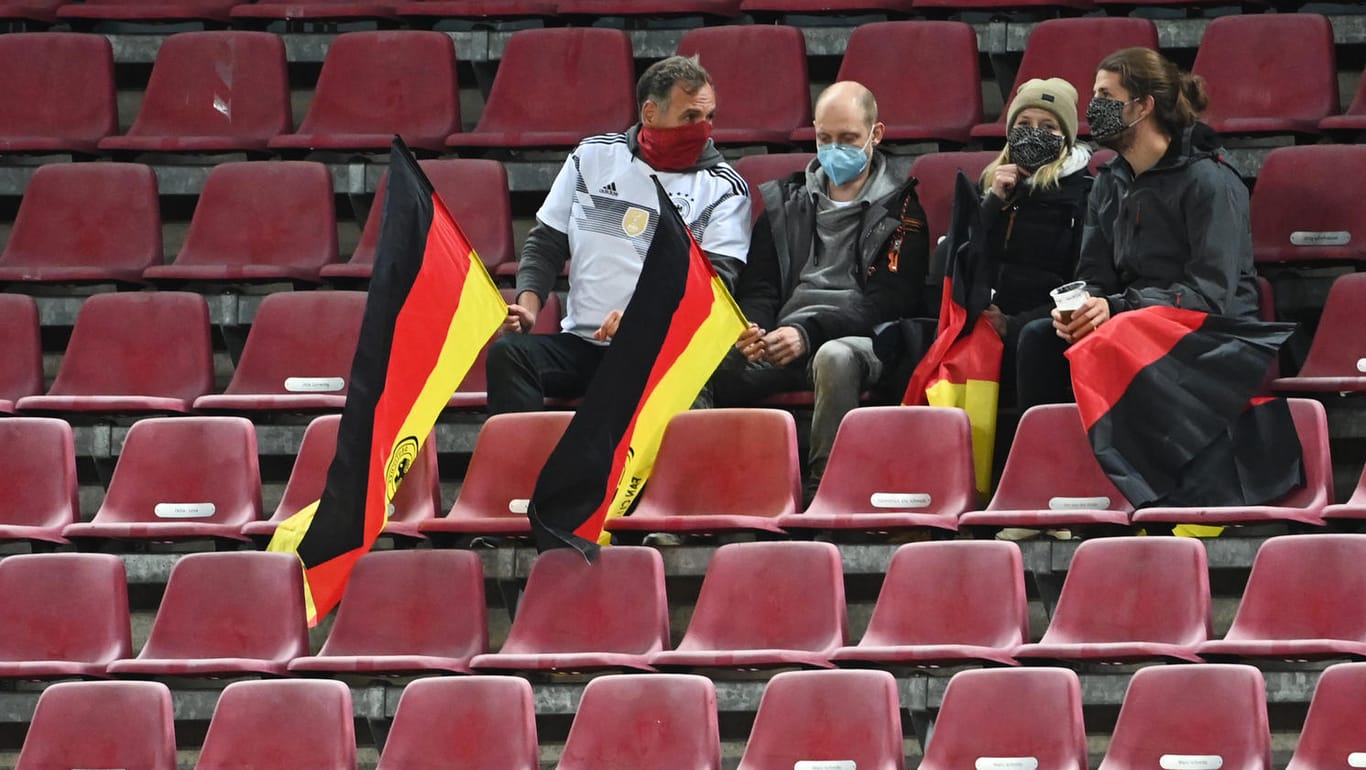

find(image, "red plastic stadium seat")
[15,682,176,770]
[17,293,212,414]
[376,677,539,770]
[1253,147,1366,265]
[444,29,632,150]
[1015,537,1210,664]
[471,547,668,673]
[396,0,556,21]
[1321,65,1366,133]
[917,0,1094,23]
[64,417,261,546]
[559,0,739,16]
[651,541,845,670]
[1197,535,1366,662]
[0,33,115,154]
[57,0,234,23]
[197,680,354,770]
[0,0,62,22]
[0,295,41,413]
[288,550,486,676]
[733,152,812,225]
[1286,662,1366,770]
[100,32,290,153]
[741,0,912,14]
[0,554,130,679]
[231,0,397,22]
[268,32,458,153]
[959,404,1133,531]
[971,19,1158,140]
[737,670,903,770]
[447,291,562,410]
[559,674,720,770]
[106,551,308,677]
[676,26,809,146]
[1194,14,1338,136]
[1325,464,1366,522]
[0,163,161,284]
[1098,665,1271,770]
[919,668,1087,770]
[605,409,801,537]
[193,291,366,412]
[0,418,77,546]
[908,150,999,247]
[1130,398,1332,527]
[1272,274,1366,392]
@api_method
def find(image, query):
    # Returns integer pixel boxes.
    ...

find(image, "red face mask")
[638,120,713,172]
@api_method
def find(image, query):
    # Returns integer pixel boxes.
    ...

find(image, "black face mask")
[1006,125,1065,172]
[1087,96,1137,145]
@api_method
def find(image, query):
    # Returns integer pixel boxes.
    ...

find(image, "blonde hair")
[980,144,1072,195]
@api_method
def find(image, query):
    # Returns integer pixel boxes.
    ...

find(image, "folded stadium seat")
[57,0,235,23]
[230,0,399,23]
[1196,535,1366,662]
[0,163,161,284]
[395,0,556,23]
[1321,66,1366,134]
[287,550,486,677]
[958,404,1133,532]
[1271,275,1366,393]
[605,409,801,538]
[99,32,290,154]
[0,418,77,547]
[0,0,62,23]
[16,293,212,415]
[196,680,354,770]
[471,547,668,673]
[143,162,337,284]
[791,22,981,145]
[830,541,1026,668]
[323,159,515,282]
[558,0,740,17]
[732,152,813,224]
[105,551,307,677]
[1285,662,1366,770]
[0,33,115,154]
[780,406,975,534]
[1193,14,1338,137]
[0,554,130,678]
[1098,664,1271,770]
[919,668,1087,770]
[0,295,41,413]
[1014,537,1210,664]
[448,290,562,409]
[376,677,539,770]
[63,417,261,547]
[1252,147,1366,266]
[444,29,634,151]
[1130,398,1333,528]
[419,411,571,544]
[739,0,912,15]
[736,670,903,770]
[916,0,1093,12]
[970,18,1158,141]
[650,541,845,670]
[192,291,366,413]
[1324,464,1366,522]
[676,26,809,146]
[559,675,720,770]
[908,150,1000,247]
[14,681,176,770]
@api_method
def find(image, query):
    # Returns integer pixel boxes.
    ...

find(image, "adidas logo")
[597,182,619,196]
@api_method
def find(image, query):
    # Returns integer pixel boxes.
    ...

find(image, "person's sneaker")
[995,527,1042,542]
[1044,529,1075,541]
[642,532,684,547]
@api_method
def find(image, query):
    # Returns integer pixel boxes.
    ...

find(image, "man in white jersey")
[487,55,751,414]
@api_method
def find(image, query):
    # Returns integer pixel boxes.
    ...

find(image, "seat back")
[1271,398,1333,510]
[738,670,903,770]
[1252,146,1366,264]
[446,411,574,521]
[908,150,1000,247]
[223,291,367,397]
[838,21,980,141]
[0,33,115,148]
[0,553,130,666]
[197,680,354,770]
[1287,662,1366,770]
[1013,19,1158,133]
[16,681,175,770]
[0,418,77,531]
[1295,274,1366,377]
[1223,534,1366,643]
[559,674,720,770]
[0,295,41,404]
[677,25,809,141]
[1194,14,1337,131]
[987,403,1133,513]
[377,677,538,770]
[732,152,813,224]
[920,668,1087,770]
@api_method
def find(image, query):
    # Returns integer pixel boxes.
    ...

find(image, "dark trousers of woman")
[1015,317,1075,410]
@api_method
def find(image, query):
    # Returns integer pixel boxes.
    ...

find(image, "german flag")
[528,177,747,557]
[269,138,506,624]
[902,170,1002,495]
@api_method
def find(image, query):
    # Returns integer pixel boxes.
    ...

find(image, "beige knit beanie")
[1007,77,1079,146]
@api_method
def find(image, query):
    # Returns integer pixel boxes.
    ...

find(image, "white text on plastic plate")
[509,499,530,515]
[1048,496,1110,510]
[870,493,931,508]
[284,377,345,392]
[154,503,216,519]
[976,758,1039,770]
[1160,755,1223,770]
[794,762,856,770]
[1289,231,1350,246]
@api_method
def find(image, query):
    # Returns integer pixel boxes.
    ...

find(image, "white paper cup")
[1050,280,1087,323]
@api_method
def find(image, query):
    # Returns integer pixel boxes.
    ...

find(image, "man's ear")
[871,121,886,147]
[641,99,657,127]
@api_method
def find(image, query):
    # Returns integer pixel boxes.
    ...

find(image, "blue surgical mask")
[816,135,872,187]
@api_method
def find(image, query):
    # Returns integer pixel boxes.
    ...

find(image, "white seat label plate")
[794,762,856,770]
[154,503,216,519]
[1347,753,1366,768]
[1049,496,1110,510]
[284,377,345,392]
[870,493,931,508]
[976,758,1039,770]
[1289,231,1350,246]
[1356,358,1366,373]
[1160,755,1223,770]
[509,499,530,515]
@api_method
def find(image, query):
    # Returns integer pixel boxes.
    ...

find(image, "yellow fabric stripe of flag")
[925,377,999,497]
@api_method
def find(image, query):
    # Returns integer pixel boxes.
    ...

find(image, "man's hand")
[990,163,1027,200]
[593,309,623,341]
[1052,295,1111,344]
[735,323,766,361]
[502,304,536,335]
[762,326,806,366]
[982,304,1008,339]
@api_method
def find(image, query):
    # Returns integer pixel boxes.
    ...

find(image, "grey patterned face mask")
[1006,125,1064,172]
[1086,96,1137,144]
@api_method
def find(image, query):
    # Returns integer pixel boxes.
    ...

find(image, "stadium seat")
[740,0,912,16]
[916,0,1092,12]
[1197,535,1366,661]
[780,406,975,533]
[1321,64,1366,133]
[445,29,634,150]
[908,150,1000,247]
[1193,14,1338,136]
[376,677,539,770]
[1255,275,1276,323]
[143,162,337,284]
[0,33,115,154]
[605,409,801,538]
[193,291,366,413]
[0,554,130,678]
[971,18,1158,140]
[471,547,668,673]
[1015,537,1210,664]
[737,670,903,770]
[106,551,307,677]
[99,32,290,153]
[1324,464,1366,522]
[0,0,62,23]
[230,0,398,22]
[0,163,161,284]
[0,418,77,546]
[1130,398,1333,527]
[64,416,260,546]
[676,26,809,146]
[651,541,845,670]
[15,681,176,770]
[1252,146,1366,265]
[558,0,740,16]
[268,32,459,153]
[1271,274,1366,392]
[830,541,1026,668]
[288,550,486,676]
[959,404,1133,531]
[559,674,720,770]
[1098,664,1271,770]
[57,0,235,23]
[732,151,813,210]
[792,22,980,145]
[1286,662,1366,770]
[919,668,1088,770]
[447,290,562,410]
[395,0,556,22]
[16,292,213,414]
[196,680,354,770]
[0,295,41,413]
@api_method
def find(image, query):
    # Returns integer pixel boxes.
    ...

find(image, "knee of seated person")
[811,339,859,381]
[486,333,530,374]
